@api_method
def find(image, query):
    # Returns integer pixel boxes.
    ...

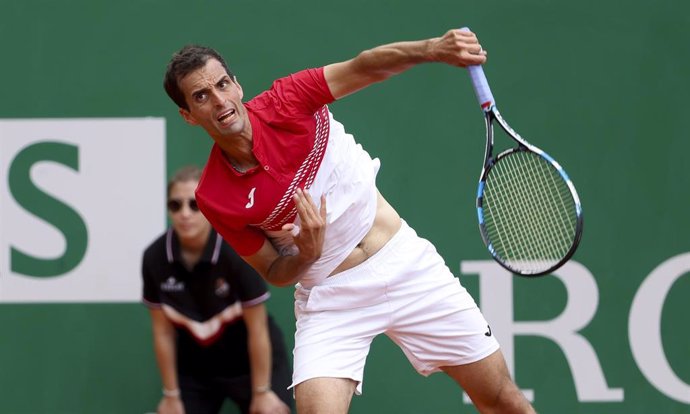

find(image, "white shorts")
[290,220,499,394]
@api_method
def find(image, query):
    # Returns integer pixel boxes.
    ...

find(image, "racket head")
[477,146,583,276]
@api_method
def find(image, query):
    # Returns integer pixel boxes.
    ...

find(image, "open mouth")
[217,108,236,124]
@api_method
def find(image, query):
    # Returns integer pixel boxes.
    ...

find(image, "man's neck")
[215,128,258,173]
[220,139,259,173]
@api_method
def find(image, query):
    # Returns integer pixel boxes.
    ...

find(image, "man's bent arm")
[324,28,486,100]
[242,240,313,287]
[243,190,327,287]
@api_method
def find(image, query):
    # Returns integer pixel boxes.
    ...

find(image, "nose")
[177,204,194,218]
[209,89,225,106]
[175,203,194,220]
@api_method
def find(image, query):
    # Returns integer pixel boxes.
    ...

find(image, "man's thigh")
[295,377,357,414]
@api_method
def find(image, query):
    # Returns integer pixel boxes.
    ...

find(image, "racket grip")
[460,27,495,112]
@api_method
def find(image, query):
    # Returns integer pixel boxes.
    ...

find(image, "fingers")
[291,188,326,263]
[293,188,326,228]
[440,28,488,66]
[319,194,327,220]
[282,223,301,237]
[456,30,487,62]
[462,47,488,65]
[293,188,318,221]
[447,28,481,47]
[455,28,479,41]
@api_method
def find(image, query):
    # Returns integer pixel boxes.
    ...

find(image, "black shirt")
[142,228,284,377]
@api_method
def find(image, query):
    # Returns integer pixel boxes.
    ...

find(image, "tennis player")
[163,28,535,413]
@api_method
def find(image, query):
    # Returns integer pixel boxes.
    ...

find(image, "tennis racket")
[464,39,583,276]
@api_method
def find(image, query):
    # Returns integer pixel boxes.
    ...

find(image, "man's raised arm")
[323,28,487,100]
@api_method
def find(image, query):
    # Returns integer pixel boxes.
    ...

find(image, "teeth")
[218,109,235,122]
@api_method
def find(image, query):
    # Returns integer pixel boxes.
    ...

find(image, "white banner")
[0,118,166,302]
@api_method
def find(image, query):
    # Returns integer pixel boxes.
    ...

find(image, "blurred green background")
[1,0,689,412]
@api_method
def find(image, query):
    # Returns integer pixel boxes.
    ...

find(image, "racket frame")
[476,107,583,276]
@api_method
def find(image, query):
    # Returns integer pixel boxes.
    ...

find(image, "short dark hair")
[163,45,234,110]
[167,165,202,198]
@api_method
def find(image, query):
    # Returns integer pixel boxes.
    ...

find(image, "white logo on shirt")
[214,278,230,297]
[161,276,185,292]
[246,187,256,209]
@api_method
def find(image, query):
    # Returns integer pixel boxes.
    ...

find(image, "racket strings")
[482,151,577,273]
[489,156,555,269]
[485,164,536,263]
[485,170,564,272]
[503,154,575,260]
[491,153,575,267]
[541,158,577,241]
[498,156,554,267]
[507,154,574,255]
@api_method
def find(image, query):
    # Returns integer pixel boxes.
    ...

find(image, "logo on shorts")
[485,325,492,337]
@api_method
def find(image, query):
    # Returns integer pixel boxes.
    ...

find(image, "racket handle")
[460,27,495,112]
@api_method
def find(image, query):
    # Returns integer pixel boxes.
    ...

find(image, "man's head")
[163,45,234,111]
[166,165,211,245]
[164,45,248,141]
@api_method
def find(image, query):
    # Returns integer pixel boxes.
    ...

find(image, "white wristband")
[162,388,180,398]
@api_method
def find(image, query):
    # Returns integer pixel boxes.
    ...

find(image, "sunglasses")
[167,198,200,213]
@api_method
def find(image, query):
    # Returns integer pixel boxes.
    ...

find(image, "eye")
[194,92,208,103]
[218,79,229,89]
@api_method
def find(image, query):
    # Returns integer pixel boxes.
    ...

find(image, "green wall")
[1,0,689,412]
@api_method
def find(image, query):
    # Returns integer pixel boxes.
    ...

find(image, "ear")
[233,76,244,100]
[179,107,199,126]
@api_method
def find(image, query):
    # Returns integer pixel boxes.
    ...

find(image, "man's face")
[167,180,210,244]
[177,58,248,139]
